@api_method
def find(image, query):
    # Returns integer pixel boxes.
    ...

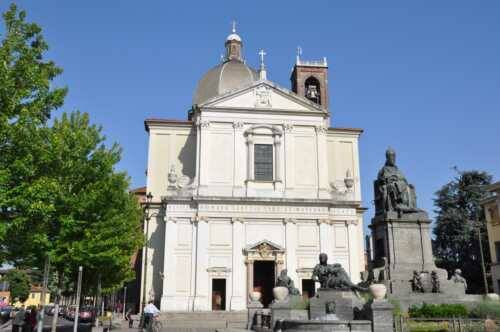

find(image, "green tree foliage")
[0,3,67,261]
[0,4,143,292]
[433,170,492,294]
[6,269,31,303]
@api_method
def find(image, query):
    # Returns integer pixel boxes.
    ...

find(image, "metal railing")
[395,317,500,332]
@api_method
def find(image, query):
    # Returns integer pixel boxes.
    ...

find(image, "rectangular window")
[495,241,500,262]
[254,144,273,181]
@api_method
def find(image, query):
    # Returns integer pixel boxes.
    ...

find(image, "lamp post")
[140,192,153,324]
[466,184,489,294]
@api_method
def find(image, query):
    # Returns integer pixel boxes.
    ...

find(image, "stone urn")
[249,291,262,302]
[273,286,289,302]
[486,293,500,301]
[369,283,387,300]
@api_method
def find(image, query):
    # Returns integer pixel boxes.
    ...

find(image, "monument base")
[309,289,363,321]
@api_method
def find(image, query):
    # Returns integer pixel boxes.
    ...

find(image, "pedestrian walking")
[27,307,37,332]
[11,307,26,332]
[125,308,133,328]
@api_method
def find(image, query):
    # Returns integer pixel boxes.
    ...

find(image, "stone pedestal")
[370,299,394,332]
[309,289,361,321]
[369,216,454,295]
[247,300,263,330]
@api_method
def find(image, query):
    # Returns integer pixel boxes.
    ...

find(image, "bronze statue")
[312,253,367,291]
[374,148,421,217]
[276,269,300,295]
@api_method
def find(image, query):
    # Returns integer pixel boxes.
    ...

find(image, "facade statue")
[312,253,367,291]
[431,270,440,293]
[451,269,467,291]
[276,269,300,296]
[374,148,421,217]
[411,270,424,293]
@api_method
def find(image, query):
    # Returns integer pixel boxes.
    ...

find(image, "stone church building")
[141,27,365,311]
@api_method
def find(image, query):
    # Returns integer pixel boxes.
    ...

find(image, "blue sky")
[3,1,499,226]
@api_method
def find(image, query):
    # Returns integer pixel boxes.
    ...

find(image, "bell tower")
[290,48,329,109]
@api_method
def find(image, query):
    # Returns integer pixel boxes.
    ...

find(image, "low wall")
[280,319,372,332]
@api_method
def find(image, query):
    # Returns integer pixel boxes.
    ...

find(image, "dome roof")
[226,33,241,42]
[193,59,259,105]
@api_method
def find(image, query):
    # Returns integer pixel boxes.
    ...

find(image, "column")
[284,218,298,284]
[246,260,254,297]
[161,216,177,311]
[193,216,209,310]
[315,125,329,199]
[198,121,210,195]
[274,135,282,182]
[283,124,295,193]
[346,220,360,283]
[318,219,331,256]
[233,122,246,196]
[247,134,254,181]
[230,218,246,310]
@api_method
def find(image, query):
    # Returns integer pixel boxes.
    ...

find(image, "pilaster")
[315,125,329,199]
[230,217,246,310]
[193,216,210,310]
[161,216,178,311]
[284,218,298,284]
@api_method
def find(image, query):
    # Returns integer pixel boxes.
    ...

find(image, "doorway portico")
[244,240,285,307]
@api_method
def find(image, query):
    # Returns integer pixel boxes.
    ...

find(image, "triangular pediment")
[244,239,285,254]
[198,80,327,114]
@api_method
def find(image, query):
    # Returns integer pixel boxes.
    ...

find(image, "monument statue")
[276,269,300,296]
[374,148,424,218]
[451,269,467,291]
[312,253,366,292]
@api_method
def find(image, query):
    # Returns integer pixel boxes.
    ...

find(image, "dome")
[193,59,259,105]
[226,33,241,42]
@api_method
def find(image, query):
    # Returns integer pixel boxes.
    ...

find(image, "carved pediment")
[199,81,327,114]
[244,240,285,259]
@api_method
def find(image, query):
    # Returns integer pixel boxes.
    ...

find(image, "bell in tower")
[225,21,243,61]
[290,48,329,109]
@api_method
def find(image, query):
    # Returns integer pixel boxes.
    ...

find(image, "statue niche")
[374,148,425,219]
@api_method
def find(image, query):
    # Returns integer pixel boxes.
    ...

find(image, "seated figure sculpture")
[312,253,367,292]
[276,269,300,296]
[374,148,425,218]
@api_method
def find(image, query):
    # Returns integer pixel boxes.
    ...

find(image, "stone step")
[159,311,247,329]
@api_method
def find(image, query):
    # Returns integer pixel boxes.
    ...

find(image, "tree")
[6,269,31,303]
[433,169,492,294]
[0,3,67,263]
[1,1,142,296]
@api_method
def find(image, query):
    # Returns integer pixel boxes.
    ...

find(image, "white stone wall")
[144,82,365,311]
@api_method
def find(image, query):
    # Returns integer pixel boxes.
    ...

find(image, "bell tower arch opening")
[304,76,321,105]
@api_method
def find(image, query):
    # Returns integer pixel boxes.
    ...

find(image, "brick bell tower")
[290,48,329,110]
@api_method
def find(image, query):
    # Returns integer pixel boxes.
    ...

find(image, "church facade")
[141,28,366,312]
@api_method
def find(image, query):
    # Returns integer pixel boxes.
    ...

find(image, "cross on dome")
[259,49,266,67]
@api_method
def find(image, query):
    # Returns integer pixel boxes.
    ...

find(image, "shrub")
[408,303,468,318]
[469,300,500,319]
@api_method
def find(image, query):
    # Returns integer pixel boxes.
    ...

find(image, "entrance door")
[302,279,316,299]
[212,279,226,311]
[253,261,275,307]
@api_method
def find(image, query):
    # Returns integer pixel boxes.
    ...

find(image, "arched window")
[304,76,321,105]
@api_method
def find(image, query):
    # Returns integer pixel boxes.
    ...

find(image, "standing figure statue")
[451,269,468,291]
[411,271,424,293]
[312,253,367,292]
[276,269,300,296]
[374,148,421,216]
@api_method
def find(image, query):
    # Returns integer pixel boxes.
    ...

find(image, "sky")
[2,1,499,230]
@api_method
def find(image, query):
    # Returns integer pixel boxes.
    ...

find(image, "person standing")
[143,301,160,330]
[12,307,26,332]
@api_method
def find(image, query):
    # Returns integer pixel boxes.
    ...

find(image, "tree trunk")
[50,272,64,332]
